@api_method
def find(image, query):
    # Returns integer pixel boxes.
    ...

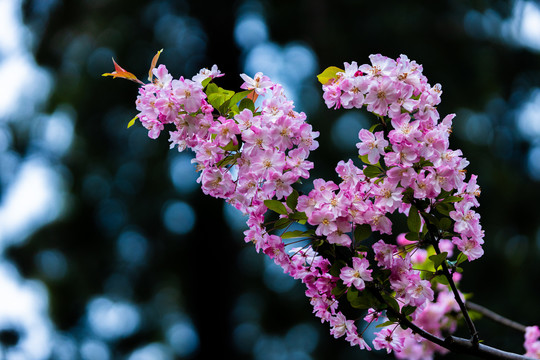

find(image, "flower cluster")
[109,52,539,360]
[135,65,319,218]
[320,54,484,261]
[525,326,540,358]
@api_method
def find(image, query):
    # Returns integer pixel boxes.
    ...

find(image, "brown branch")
[371,289,536,360]
[466,301,528,333]
[444,336,537,360]
[420,211,480,344]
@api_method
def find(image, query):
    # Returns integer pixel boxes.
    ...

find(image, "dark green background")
[4,0,540,359]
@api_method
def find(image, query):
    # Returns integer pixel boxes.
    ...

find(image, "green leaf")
[382,293,400,313]
[354,224,372,243]
[439,217,452,231]
[369,123,382,133]
[317,66,344,85]
[401,305,417,316]
[429,252,448,270]
[433,275,449,285]
[264,200,288,215]
[207,86,235,110]
[348,289,379,310]
[355,245,370,253]
[401,188,414,204]
[441,196,463,203]
[435,202,452,216]
[376,320,396,328]
[332,281,348,297]
[346,287,359,302]
[404,232,419,241]
[386,311,399,323]
[239,97,255,112]
[330,260,348,277]
[206,83,219,94]
[358,154,373,165]
[201,77,212,88]
[281,230,307,239]
[363,165,382,178]
[423,212,439,227]
[219,99,231,115]
[229,90,251,106]
[273,217,292,230]
[288,211,308,221]
[407,206,421,233]
[216,153,240,167]
[127,115,138,129]
[455,252,468,266]
[221,139,239,152]
[286,189,299,211]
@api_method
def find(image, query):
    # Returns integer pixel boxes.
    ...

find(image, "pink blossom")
[346,333,372,350]
[364,76,400,116]
[209,117,240,147]
[452,234,484,261]
[373,240,397,268]
[171,77,205,113]
[234,108,257,130]
[286,148,313,179]
[322,83,342,109]
[326,217,352,246]
[405,273,434,307]
[340,256,373,290]
[297,123,320,151]
[524,326,540,359]
[250,148,286,175]
[310,208,337,236]
[192,64,223,83]
[450,201,482,238]
[141,118,164,139]
[262,170,296,199]
[240,72,273,94]
[373,327,405,354]
[340,77,368,109]
[152,64,173,88]
[364,308,381,323]
[359,54,397,78]
[357,129,388,164]
[329,312,355,339]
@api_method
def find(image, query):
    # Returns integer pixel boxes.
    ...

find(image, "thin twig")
[466,301,528,333]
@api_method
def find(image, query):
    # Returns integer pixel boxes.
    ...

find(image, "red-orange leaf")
[247,90,258,103]
[148,49,164,82]
[102,58,143,84]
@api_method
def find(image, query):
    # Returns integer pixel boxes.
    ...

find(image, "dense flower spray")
[104,51,538,360]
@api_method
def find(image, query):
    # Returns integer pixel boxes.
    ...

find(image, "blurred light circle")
[527,145,540,180]
[86,297,140,340]
[128,343,173,360]
[263,257,296,293]
[331,111,367,152]
[162,201,196,235]
[80,339,110,360]
[285,323,319,353]
[168,154,199,194]
[116,230,148,265]
[234,13,268,50]
[35,249,68,280]
[166,321,200,357]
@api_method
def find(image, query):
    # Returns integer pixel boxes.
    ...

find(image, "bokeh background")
[1,0,540,359]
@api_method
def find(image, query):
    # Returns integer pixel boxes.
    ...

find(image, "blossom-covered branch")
[105,51,540,360]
